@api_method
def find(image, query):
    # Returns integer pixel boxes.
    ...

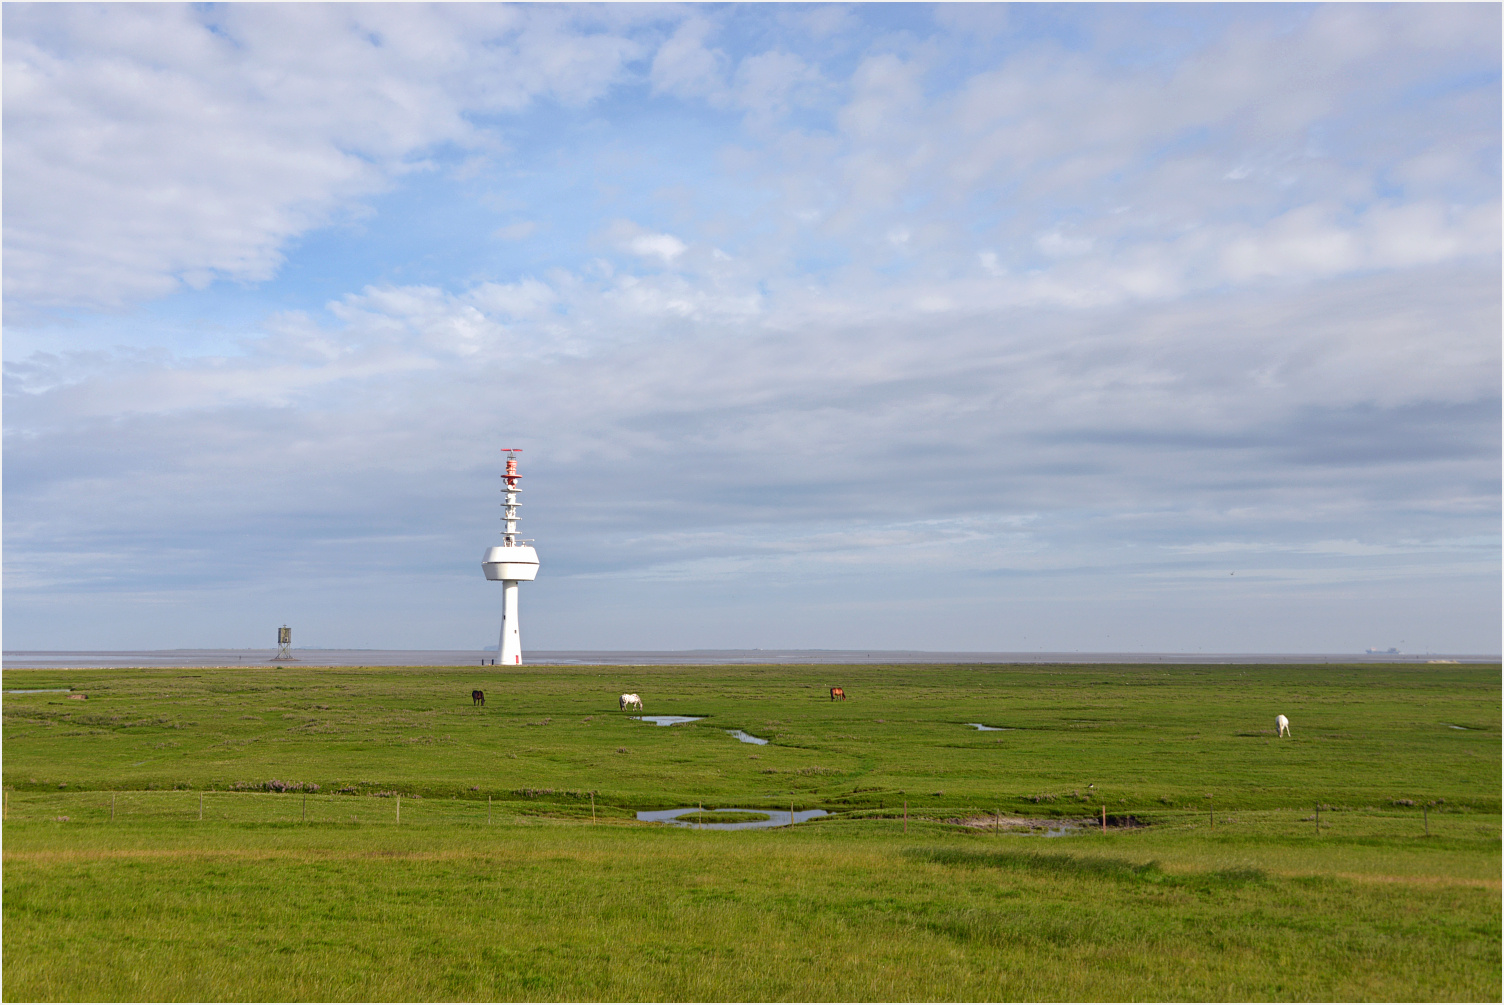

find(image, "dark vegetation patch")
[1105,813,1147,828]
[4,708,184,731]
[513,787,597,801]
[949,813,1150,830]
[905,847,1265,890]
[230,780,320,793]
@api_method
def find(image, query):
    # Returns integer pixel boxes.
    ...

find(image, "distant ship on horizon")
[1366,647,1400,655]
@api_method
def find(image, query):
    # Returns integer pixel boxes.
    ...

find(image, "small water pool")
[5,689,71,694]
[630,715,705,726]
[637,807,829,830]
[726,729,768,745]
[966,723,1014,731]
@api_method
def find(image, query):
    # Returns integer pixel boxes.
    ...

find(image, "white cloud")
[733,49,824,128]
[1219,201,1501,282]
[3,4,652,315]
[6,258,1498,648]
[649,17,728,103]
[1036,231,1094,258]
[628,233,689,263]
[469,279,559,321]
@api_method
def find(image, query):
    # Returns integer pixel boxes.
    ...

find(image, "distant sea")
[3,649,1496,669]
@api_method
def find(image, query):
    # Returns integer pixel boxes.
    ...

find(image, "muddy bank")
[949,813,1150,832]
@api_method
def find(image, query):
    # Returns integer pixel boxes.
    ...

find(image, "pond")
[636,807,830,830]
[726,729,768,745]
[5,689,71,694]
[966,723,1014,731]
[630,716,705,726]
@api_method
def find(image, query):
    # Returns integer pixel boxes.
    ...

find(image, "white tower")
[481,448,539,665]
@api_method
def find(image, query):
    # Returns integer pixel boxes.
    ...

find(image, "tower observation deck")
[481,449,539,664]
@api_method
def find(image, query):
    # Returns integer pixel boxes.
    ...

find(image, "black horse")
[472,689,485,707]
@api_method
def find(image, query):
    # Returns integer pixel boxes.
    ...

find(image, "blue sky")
[5,3,1499,653]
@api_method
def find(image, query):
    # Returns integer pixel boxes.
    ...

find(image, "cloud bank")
[5,3,1499,652]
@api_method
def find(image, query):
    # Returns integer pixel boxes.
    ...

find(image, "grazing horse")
[1275,714,1290,738]
[830,687,846,701]
[472,690,485,707]
[620,693,643,711]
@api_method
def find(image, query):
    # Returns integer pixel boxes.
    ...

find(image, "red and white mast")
[481,448,539,664]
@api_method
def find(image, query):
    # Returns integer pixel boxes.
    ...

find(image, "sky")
[4,2,1500,654]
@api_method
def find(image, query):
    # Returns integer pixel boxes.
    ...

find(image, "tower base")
[499,579,522,665]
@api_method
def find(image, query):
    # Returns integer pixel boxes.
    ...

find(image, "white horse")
[1276,714,1290,738]
[620,693,642,711]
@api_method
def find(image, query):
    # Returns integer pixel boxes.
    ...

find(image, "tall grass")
[4,816,1497,1001]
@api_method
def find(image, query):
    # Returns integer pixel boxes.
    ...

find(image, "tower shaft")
[499,580,521,664]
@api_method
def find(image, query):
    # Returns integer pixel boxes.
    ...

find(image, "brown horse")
[830,687,846,701]
[472,689,485,707]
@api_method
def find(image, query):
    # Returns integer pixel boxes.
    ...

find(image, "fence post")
[1314,804,1319,834]
[488,795,492,825]
[199,793,204,821]
[591,791,596,824]
[1101,804,1106,834]
[903,799,907,834]
[1210,796,1214,829]
[396,794,400,826]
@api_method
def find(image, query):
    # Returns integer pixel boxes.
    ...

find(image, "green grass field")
[4,661,1500,1001]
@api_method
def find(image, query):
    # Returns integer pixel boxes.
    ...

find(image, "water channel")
[636,807,829,830]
